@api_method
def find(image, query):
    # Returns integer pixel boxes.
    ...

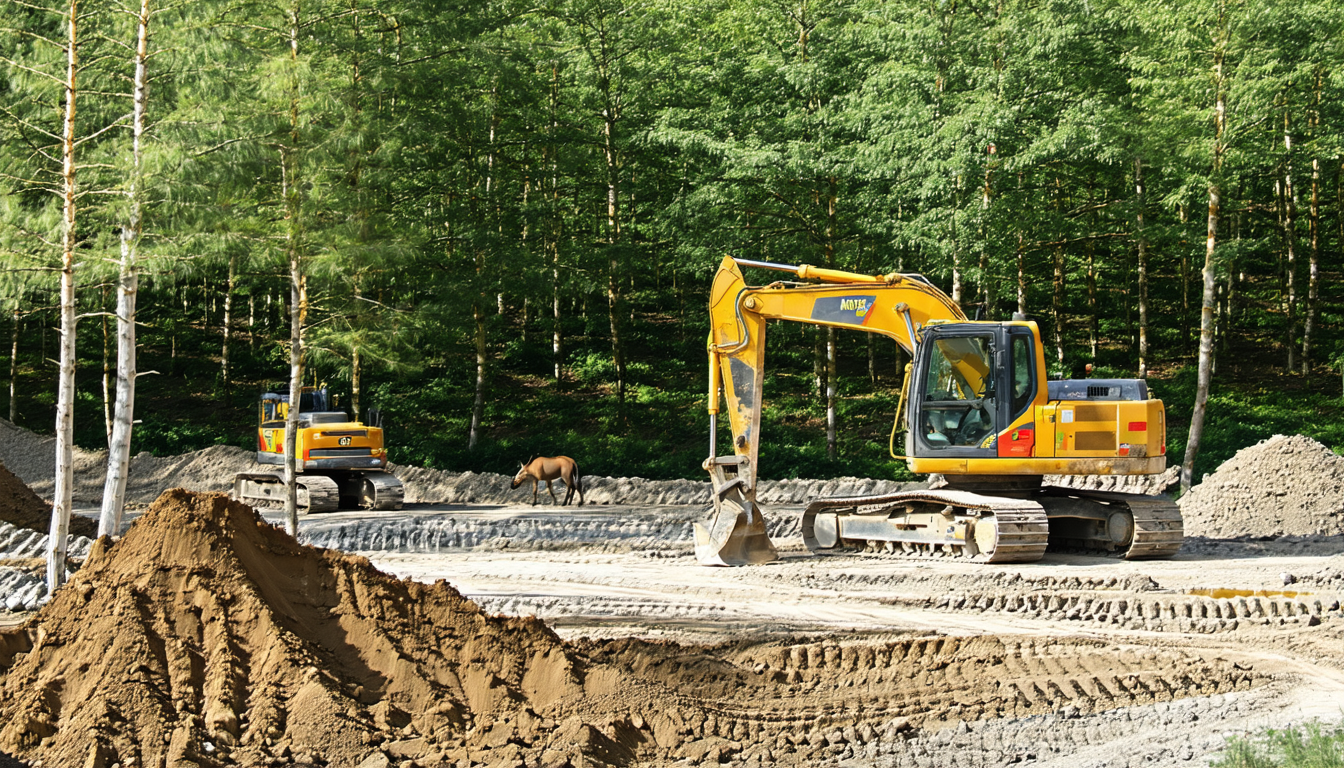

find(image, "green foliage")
[1213,722,1344,768]
[2,0,1344,486]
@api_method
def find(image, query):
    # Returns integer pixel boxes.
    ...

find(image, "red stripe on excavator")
[1128,421,1147,431]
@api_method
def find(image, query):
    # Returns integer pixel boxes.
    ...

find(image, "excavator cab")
[908,323,1041,460]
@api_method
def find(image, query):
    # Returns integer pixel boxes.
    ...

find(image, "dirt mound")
[0,418,263,505]
[1179,434,1344,538]
[0,459,96,539]
[0,489,598,768]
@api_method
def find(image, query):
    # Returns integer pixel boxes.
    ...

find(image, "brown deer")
[510,456,585,506]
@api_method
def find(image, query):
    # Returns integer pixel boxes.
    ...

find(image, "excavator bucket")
[694,496,778,566]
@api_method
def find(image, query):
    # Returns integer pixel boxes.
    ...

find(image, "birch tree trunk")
[96,0,150,539]
[1282,109,1297,371]
[282,0,305,536]
[1135,157,1149,378]
[1302,71,1322,374]
[603,105,626,407]
[1016,236,1026,315]
[1052,247,1065,365]
[1181,35,1226,495]
[8,312,18,423]
[222,251,236,386]
[826,327,837,461]
[549,64,562,383]
[468,305,486,451]
[825,176,837,458]
[102,290,111,446]
[351,279,362,418]
[48,0,80,591]
[1087,243,1097,361]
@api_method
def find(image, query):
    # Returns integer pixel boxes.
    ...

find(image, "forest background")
[2,0,1343,488]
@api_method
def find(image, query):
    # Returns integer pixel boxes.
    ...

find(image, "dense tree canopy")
[2,0,1343,482]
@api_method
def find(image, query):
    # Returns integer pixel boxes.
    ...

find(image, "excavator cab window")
[1010,332,1035,419]
[919,334,998,449]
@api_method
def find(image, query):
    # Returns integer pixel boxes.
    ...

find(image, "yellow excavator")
[698,256,1183,566]
[233,386,404,513]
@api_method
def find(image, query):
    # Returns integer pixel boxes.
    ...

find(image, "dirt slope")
[0,489,588,768]
[0,460,96,539]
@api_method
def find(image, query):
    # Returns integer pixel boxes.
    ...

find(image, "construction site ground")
[81,499,1344,767]
[0,428,1342,767]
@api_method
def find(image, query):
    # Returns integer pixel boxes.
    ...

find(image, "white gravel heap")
[1179,434,1344,538]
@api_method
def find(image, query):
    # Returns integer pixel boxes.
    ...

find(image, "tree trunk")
[1135,157,1149,378]
[9,311,18,423]
[813,326,824,396]
[98,43,144,532]
[1302,71,1322,374]
[102,287,111,446]
[867,333,876,385]
[282,0,304,536]
[1182,39,1225,495]
[1016,236,1026,315]
[351,344,361,420]
[469,304,486,451]
[1052,247,1064,366]
[222,251,236,386]
[351,279,362,418]
[48,0,79,591]
[826,327,837,461]
[1282,109,1297,371]
[1087,242,1097,361]
[601,91,626,407]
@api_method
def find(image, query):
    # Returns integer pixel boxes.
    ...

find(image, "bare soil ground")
[0,422,1342,767]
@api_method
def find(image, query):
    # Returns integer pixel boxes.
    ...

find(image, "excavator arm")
[698,255,968,565]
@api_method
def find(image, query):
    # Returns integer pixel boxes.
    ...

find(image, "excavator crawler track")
[801,490,1049,563]
[1083,490,1184,560]
[361,473,405,511]
[233,472,340,514]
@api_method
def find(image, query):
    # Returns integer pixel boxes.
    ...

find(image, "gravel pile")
[1179,434,1344,538]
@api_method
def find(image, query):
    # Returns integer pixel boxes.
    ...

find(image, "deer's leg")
[547,480,559,504]
[531,479,538,505]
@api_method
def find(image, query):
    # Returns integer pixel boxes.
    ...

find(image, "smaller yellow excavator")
[233,386,404,513]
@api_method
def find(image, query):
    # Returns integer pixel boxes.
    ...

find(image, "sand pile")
[0,459,97,539]
[0,489,636,768]
[1179,435,1344,538]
